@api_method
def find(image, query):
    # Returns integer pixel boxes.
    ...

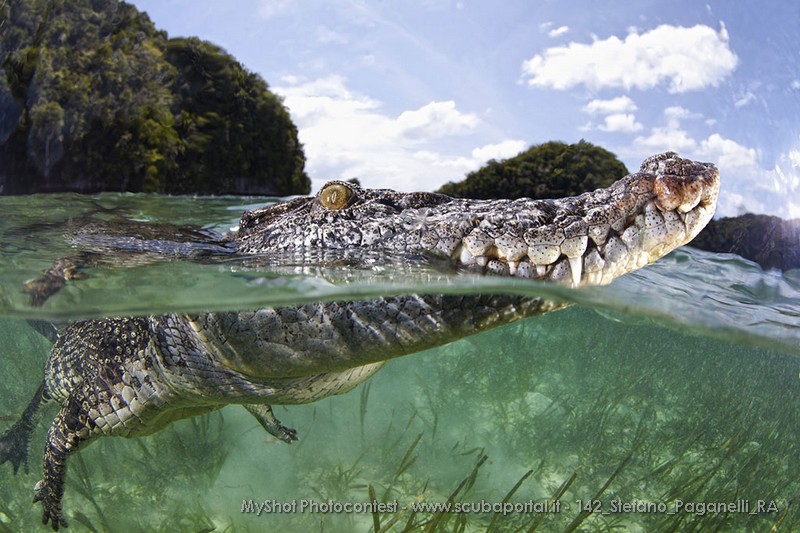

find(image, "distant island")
[437,140,629,200]
[690,214,799,271]
[439,141,799,272]
[0,0,310,195]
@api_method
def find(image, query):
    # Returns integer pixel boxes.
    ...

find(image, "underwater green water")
[1,193,799,532]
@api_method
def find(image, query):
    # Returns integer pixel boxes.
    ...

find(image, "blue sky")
[130,0,800,218]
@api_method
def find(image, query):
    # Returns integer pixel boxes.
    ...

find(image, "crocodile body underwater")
[0,152,719,529]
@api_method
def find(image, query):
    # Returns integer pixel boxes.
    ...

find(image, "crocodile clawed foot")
[24,272,67,307]
[0,421,33,474]
[33,479,68,530]
[244,404,299,444]
[272,423,299,444]
[24,255,91,307]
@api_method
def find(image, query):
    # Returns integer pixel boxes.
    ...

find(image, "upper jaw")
[448,152,719,287]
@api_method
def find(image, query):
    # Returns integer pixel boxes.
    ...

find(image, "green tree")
[437,140,629,200]
[690,214,800,271]
[165,37,309,195]
[0,0,309,195]
[27,100,64,177]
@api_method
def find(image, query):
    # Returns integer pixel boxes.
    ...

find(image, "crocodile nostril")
[653,175,683,211]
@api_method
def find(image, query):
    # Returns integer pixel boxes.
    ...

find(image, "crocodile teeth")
[567,256,582,287]
[586,271,603,285]
[535,265,547,277]
[459,246,476,265]
[508,260,518,276]
[684,209,704,237]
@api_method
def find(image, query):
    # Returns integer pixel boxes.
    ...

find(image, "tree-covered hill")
[0,0,309,195]
[690,214,800,271]
[437,140,629,200]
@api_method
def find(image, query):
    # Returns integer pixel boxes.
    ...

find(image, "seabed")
[1,303,798,532]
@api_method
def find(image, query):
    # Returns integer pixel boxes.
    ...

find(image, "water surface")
[0,193,798,532]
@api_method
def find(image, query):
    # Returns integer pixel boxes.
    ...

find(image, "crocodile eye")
[319,182,354,211]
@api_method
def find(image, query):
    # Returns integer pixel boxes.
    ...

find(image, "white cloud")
[277,75,361,100]
[703,143,800,219]
[635,125,697,151]
[584,96,637,115]
[734,91,756,108]
[599,113,643,133]
[413,140,527,173]
[696,138,792,218]
[772,150,800,218]
[412,150,470,169]
[789,150,800,168]
[275,76,509,191]
[633,108,799,217]
[634,106,701,150]
[396,101,479,139]
[664,106,702,121]
[791,80,800,90]
[548,25,569,38]
[696,133,757,169]
[471,139,527,161]
[521,24,738,93]
[582,96,642,133]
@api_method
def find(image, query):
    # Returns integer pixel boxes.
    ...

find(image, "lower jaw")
[456,249,666,288]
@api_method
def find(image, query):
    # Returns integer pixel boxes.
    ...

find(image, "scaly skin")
[0,152,719,529]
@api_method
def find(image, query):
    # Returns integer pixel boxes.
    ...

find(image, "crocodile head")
[236,152,719,287]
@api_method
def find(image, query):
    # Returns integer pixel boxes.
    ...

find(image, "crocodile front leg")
[244,404,298,443]
[24,253,93,307]
[34,393,98,531]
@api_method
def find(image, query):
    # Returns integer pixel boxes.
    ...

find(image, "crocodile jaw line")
[452,198,717,287]
[448,152,720,287]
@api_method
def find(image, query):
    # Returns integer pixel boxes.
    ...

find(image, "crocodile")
[0,152,719,529]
